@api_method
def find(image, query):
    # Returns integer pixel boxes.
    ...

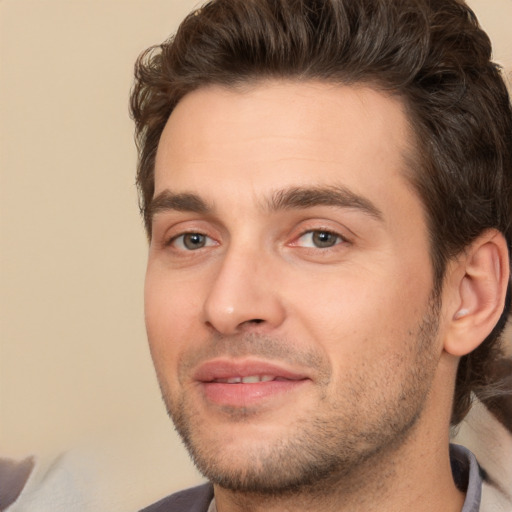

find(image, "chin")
[167,390,422,496]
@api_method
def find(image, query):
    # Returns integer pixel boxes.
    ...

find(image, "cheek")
[144,266,203,368]
[287,262,432,363]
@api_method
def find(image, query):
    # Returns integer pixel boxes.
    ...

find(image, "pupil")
[313,231,336,248]
[184,233,205,249]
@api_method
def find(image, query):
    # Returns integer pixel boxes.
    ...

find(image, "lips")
[193,359,310,407]
[194,359,308,383]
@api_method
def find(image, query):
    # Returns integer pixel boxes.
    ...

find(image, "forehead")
[154,80,417,213]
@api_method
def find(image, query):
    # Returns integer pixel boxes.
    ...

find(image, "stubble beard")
[157,297,441,497]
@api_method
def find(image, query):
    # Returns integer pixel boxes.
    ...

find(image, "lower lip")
[201,379,308,407]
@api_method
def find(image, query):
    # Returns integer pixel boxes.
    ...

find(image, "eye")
[296,230,344,248]
[171,233,216,250]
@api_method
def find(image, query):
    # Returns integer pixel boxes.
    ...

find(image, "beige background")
[1,0,511,509]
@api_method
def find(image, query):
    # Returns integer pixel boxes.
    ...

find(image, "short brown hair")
[130,0,512,424]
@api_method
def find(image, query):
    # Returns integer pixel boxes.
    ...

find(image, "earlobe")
[444,230,510,357]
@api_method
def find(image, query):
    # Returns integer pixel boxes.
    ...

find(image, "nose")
[203,246,286,335]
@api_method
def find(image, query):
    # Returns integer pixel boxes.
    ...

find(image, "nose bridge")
[203,240,285,334]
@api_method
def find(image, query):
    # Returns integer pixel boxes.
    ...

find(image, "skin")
[145,81,467,512]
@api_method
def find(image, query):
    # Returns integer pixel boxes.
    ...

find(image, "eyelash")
[293,229,347,249]
[166,232,217,251]
[165,228,347,253]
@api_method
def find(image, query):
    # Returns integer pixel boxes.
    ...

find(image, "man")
[130,1,512,511]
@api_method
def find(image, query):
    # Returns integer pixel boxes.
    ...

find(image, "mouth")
[211,375,299,384]
[193,359,310,407]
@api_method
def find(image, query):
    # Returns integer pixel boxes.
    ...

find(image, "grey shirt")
[451,444,483,512]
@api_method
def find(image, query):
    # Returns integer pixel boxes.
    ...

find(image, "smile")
[194,359,310,407]
[213,375,290,384]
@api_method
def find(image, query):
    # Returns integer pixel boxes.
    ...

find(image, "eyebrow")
[148,185,383,222]
[148,191,212,219]
[267,185,383,220]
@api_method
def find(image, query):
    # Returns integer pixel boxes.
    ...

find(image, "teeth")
[241,376,260,383]
[242,375,275,383]
[216,375,275,384]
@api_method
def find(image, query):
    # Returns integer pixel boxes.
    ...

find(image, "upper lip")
[193,358,310,383]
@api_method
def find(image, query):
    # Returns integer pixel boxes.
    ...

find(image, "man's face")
[145,81,444,492]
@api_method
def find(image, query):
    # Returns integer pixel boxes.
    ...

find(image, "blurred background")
[1,0,511,510]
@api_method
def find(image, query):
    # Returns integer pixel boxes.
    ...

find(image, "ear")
[443,229,510,357]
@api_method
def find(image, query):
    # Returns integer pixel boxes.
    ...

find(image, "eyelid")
[287,216,352,243]
[151,212,217,240]
[166,231,218,250]
[154,216,221,246]
[292,229,347,249]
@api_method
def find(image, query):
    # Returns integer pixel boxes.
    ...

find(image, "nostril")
[237,318,265,331]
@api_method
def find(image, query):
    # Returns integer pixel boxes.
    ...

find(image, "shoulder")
[139,484,214,512]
